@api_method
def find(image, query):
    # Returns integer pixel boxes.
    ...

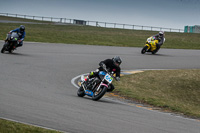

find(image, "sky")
[0,0,199,30]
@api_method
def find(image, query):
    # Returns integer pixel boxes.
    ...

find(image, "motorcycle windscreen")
[11,33,19,38]
[99,71,106,76]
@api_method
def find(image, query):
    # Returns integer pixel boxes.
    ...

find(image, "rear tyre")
[141,46,148,54]
[92,86,107,101]
[9,49,13,53]
[77,86,85,97]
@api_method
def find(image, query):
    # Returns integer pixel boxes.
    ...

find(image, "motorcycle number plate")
[147,38,151,43]
[104,74,113,83]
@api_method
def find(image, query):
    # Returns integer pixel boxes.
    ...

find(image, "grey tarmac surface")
[0,41,200,133]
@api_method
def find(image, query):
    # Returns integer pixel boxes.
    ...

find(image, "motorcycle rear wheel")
[9,47,13,53]
[92,86,107,101]
[141,46,148,54]
[77,86,85,97]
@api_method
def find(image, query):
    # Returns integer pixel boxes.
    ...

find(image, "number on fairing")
[105,74,113,83]
[147,38,151,43]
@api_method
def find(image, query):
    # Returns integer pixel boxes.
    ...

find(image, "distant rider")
[6,25,26,48]
[152,31,165,53]
[86,56,122,92]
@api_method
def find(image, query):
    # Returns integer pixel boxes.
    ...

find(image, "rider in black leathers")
[86,56,122,92]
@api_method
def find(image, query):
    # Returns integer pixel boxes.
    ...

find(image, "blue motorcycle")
[77,70,114,101]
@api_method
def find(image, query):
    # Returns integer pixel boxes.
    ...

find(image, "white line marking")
[71,73,88,89]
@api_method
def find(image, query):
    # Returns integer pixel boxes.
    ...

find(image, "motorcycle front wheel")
[141,46,148,54]
[92,86,107,101]
[1,46,6,53]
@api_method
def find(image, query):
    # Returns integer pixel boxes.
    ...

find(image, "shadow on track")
[142,53,175,57]
[74,95,123,105]
[2,52,32,57]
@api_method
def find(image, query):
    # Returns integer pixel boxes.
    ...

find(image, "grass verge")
[0,17,200,49]
[0,118,62,133]
[113,69,200,118]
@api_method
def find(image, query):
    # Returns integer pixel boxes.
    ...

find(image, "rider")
[86,56,122,92]
[6,25,26,48]
[152,31,165,53]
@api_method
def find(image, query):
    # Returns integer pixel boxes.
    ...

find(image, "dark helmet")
[20,25,25,31]
[112,56,122,67]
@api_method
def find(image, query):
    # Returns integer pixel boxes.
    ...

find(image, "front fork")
[96,80,109,92]
[146,43,151,51]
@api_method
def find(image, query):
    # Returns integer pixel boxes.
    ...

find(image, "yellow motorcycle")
[141,36,158,54]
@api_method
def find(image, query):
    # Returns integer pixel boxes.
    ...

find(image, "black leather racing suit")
[88,59,121,92]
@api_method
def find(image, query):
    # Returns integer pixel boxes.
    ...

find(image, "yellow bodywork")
[145,36,158,52]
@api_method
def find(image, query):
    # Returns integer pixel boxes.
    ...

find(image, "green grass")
[113,69,200,118]
[0,118,62,133]
[0,16,200,131]
[0,16,200,49]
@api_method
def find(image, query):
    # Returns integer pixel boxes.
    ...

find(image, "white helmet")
[159,31,164,36]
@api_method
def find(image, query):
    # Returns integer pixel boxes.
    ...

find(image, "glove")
[18,40,22,43]
[116,77,120,81]
[8,32,12,34]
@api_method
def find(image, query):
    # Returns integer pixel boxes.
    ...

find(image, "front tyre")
[92,86,107,101]
[141,46,148,54]
[1,46,6,53]
[77,86,85,97]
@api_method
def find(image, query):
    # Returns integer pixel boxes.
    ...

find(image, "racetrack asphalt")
[0,41,200,133]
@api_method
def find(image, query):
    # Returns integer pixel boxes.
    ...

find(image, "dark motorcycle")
[1,32,20,53]
[77,69,115,101]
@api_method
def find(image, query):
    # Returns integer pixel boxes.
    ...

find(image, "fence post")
[2,13,184,33]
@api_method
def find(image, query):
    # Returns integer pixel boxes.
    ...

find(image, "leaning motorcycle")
[141,36,159,54]
[77,69,114,101]
[1,32,20,53]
